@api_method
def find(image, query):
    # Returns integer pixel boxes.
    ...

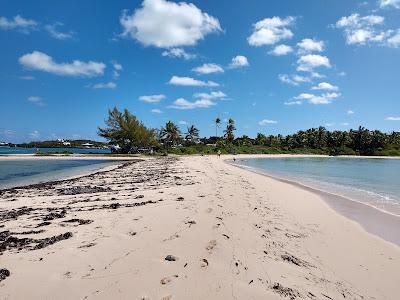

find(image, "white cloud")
[168,75,219,87]
[387,30,400,47]
[297,54,331,72]
[29,130,40,139]
[347,110,355,115]
[311,82,339,91]
[20,76,35,80]
[229,55,249,68]
[162,48,196,60]
[179,120,188,125]
[19,51,106,77]
[335,14,397,46]
[192,63,224,74]
[120,0,221,48]
[269,44,293,56]
[45,22,74,40]
[193,91,226,100]
[297,38,325,53]
[341,122,350,126]
[112,61,123,78]
[386,116,400,120]
[151,108,163,113]
[325,123,335,127]
[379,0,400,8]
[248,16,295,46]
[92,82,116,89]
[28,96,45,106]
[139,94,166,103]
[278,74,310,86]
[169,97,216,109]
[0,15,37,33]
[286,92,340,105]
[258,119,277,125]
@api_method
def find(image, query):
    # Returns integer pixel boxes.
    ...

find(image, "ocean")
[0,146,111,155]
[0,159,121,189]
[236,157,400,217]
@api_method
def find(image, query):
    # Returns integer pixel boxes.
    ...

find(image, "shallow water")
[236,157,400,216]
[0,146,110,155]
[0,159,120,189]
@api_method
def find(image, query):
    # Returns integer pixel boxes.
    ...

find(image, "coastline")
[1,155,399,299]
[229,157,400,246]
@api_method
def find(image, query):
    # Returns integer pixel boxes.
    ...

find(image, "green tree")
[98,107,157,153]
[224,118,236,143]
[185,125,200,144]
[215,117,221,137]
[160,121,181,148]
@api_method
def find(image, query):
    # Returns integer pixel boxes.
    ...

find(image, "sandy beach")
[1,155,399,299]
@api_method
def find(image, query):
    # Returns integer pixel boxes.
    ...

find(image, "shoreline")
[228,158,400,246]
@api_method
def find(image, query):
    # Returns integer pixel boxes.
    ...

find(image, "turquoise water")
[236,157,400,216]
[0,159,119,189]
[0,146,111,155]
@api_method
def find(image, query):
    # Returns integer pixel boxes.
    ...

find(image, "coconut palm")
[224,118,236,143]
[215,117,221,137]
[160,121,181,148]
[185,125,199,144]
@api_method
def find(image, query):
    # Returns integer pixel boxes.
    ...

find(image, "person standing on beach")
[217,150,221,158]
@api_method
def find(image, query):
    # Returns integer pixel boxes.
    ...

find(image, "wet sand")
[1,155,399,299]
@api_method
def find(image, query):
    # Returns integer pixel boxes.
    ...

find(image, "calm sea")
[236,157,400,216]
[0,146,110,155]
[0,159,120,189]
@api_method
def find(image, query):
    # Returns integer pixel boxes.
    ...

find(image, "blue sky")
[1,0,400,143]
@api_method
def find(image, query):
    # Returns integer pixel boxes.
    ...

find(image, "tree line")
[98,107,400,156]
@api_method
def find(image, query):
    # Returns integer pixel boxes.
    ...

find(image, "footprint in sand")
[206,240,217,252]
[160,275,178,285]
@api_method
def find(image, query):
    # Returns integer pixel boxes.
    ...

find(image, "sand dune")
[1,155,399,299]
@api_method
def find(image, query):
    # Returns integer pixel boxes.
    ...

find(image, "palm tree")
[224,118,236,143]
[215,117,221,137]
[185,125,199,144]
[160,121,181,148]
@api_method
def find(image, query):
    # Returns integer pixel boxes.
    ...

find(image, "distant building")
[63,141,71,146]
[0,141,8,146]
[81,143,94,148]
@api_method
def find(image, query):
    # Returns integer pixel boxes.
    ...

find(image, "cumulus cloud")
[168,75,219,87]
[285,92,340,105]
[248,16,295,46]
[19,51,106,77]
[386,116,400,120]
[162,48,196,60]
[311,82,339,91]
[45,22,74,40]
[347,110,355,115]
[139,94,166,103]
[151,108,163,113]
[297,38,325,53]
[0,15,37,33]
[179,120,188,125]
[297,54,331,72]
[278,74,310,86]
[193,91,226,100]
[335,13,399,46]
[387,30,400,47]
[120,0,221,48]
[169,97,216,109]
[112,61,123,78]
[92,82,116,89]
[229,55,249,68]
[29,130,40,139]
[379,0,400,8]
[192,63,224,74]
[269,44,293,56]
[258,119,277,125]
[28,96,45,106]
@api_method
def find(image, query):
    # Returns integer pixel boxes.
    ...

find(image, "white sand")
[0,155,399,299]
